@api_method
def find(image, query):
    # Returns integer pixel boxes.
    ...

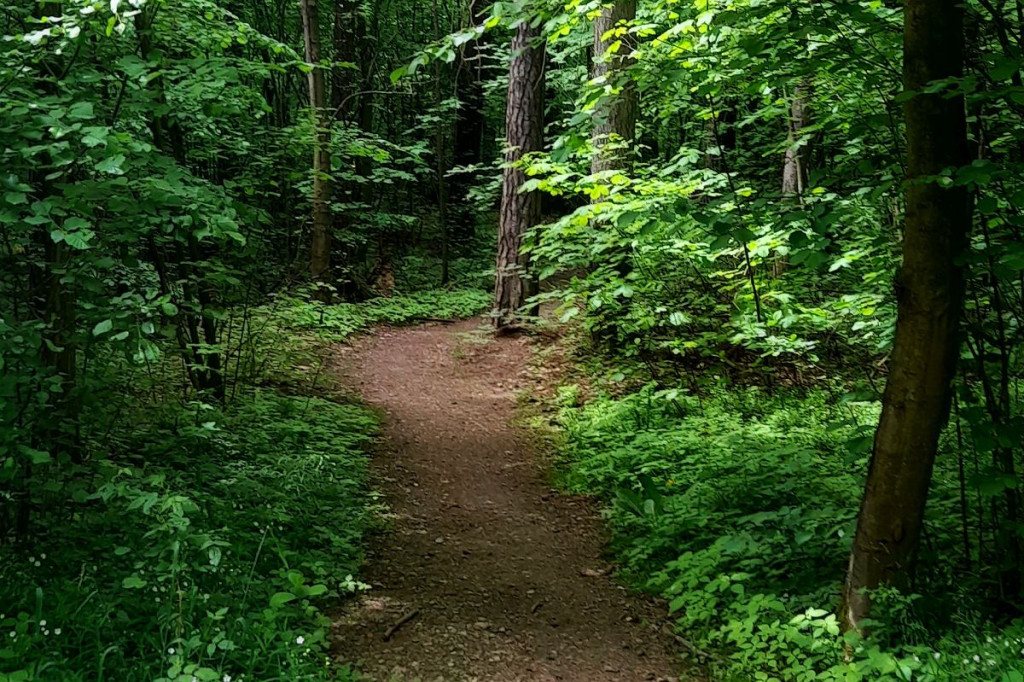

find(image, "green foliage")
[0,392,373,682]
[549,382,1024,680]
[262,287,492,341]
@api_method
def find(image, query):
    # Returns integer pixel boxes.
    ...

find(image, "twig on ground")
[409,316,457,324]
[383,609,420,641]
[660,624,720,662]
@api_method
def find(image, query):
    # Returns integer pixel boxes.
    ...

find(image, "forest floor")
[329,317,685,682]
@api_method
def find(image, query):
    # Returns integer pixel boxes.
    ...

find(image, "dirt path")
[331,318,682,682]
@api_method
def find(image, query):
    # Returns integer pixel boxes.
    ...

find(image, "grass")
[0,287,489,682]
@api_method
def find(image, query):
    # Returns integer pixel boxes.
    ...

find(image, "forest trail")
[330,318,683,682]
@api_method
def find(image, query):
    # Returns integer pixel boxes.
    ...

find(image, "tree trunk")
[331,0,366,295]
[773,81,812,277]
[591,0,637,175]
[494,21,545,328]
[136,8,224,400]
[432,0,451,286]
[451,0,487,246]
[842,0,971,632]
[782,81,811,198]
[302,0,333,282]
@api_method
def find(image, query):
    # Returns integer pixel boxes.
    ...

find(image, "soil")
[330,317,685,682]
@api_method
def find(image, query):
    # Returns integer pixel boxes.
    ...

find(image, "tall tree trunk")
[494,21,545,328]
[356,3,375,207]
[782,81,811,198]
[136,8,224,400]
[451,0,487,246]
[842,0,971,632]
[302,0,333,282]
[331,0,363,295]
[773,81,812,277]
[591,0,637,175]
[432,0,451,286]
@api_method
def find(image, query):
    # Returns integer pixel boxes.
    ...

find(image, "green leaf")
[269,592,296,608]
[95,154,126,175]
[68,102,95,121]
[63,231,93,250]
[990,55,1019,82]
[93,319,113,336]
[17,446,51,465]
[121,576,146,589]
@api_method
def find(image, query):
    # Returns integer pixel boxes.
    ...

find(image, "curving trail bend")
[331,318,684,682]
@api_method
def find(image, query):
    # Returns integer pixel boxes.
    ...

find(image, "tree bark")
[136,8,224,399]
[773,81,812,277]
[451,0,487,246]
[494,21,545,328]
[843,0,971,632]
[591,0,637,175]
[782,81,811,198]
[302,0,333,282]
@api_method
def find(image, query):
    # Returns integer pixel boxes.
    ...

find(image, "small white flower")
[9,632,15,638]
[973,655,981,663]
[223,676,232,682]
[54,628,61,635]
[168,647,175,655]
[933,652,940,660]
[296,636,305,645]
[39,620,46,627]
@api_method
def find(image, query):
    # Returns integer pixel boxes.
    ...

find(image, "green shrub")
[0,393,374,682]
[550,384,1024,680]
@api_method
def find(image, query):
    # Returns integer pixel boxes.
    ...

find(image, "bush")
[549,383,1024,680]
[0,393,374,682]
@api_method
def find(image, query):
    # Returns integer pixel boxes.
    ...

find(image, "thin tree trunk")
[774,80,812,277]
[591,0,637,175]
[302,0,332,282]
[842,0,971,632]
[782,82,811,198]
[136,8,224,399]
[432,0,451,285]
[494,21,545,328]
[451,0,487,246]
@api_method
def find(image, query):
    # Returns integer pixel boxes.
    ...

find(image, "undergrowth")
[549,383,1024,681]
[0,288,485,682]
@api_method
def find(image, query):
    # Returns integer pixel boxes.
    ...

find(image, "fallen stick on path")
[409,317,456,324]
[383,609,420,641]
